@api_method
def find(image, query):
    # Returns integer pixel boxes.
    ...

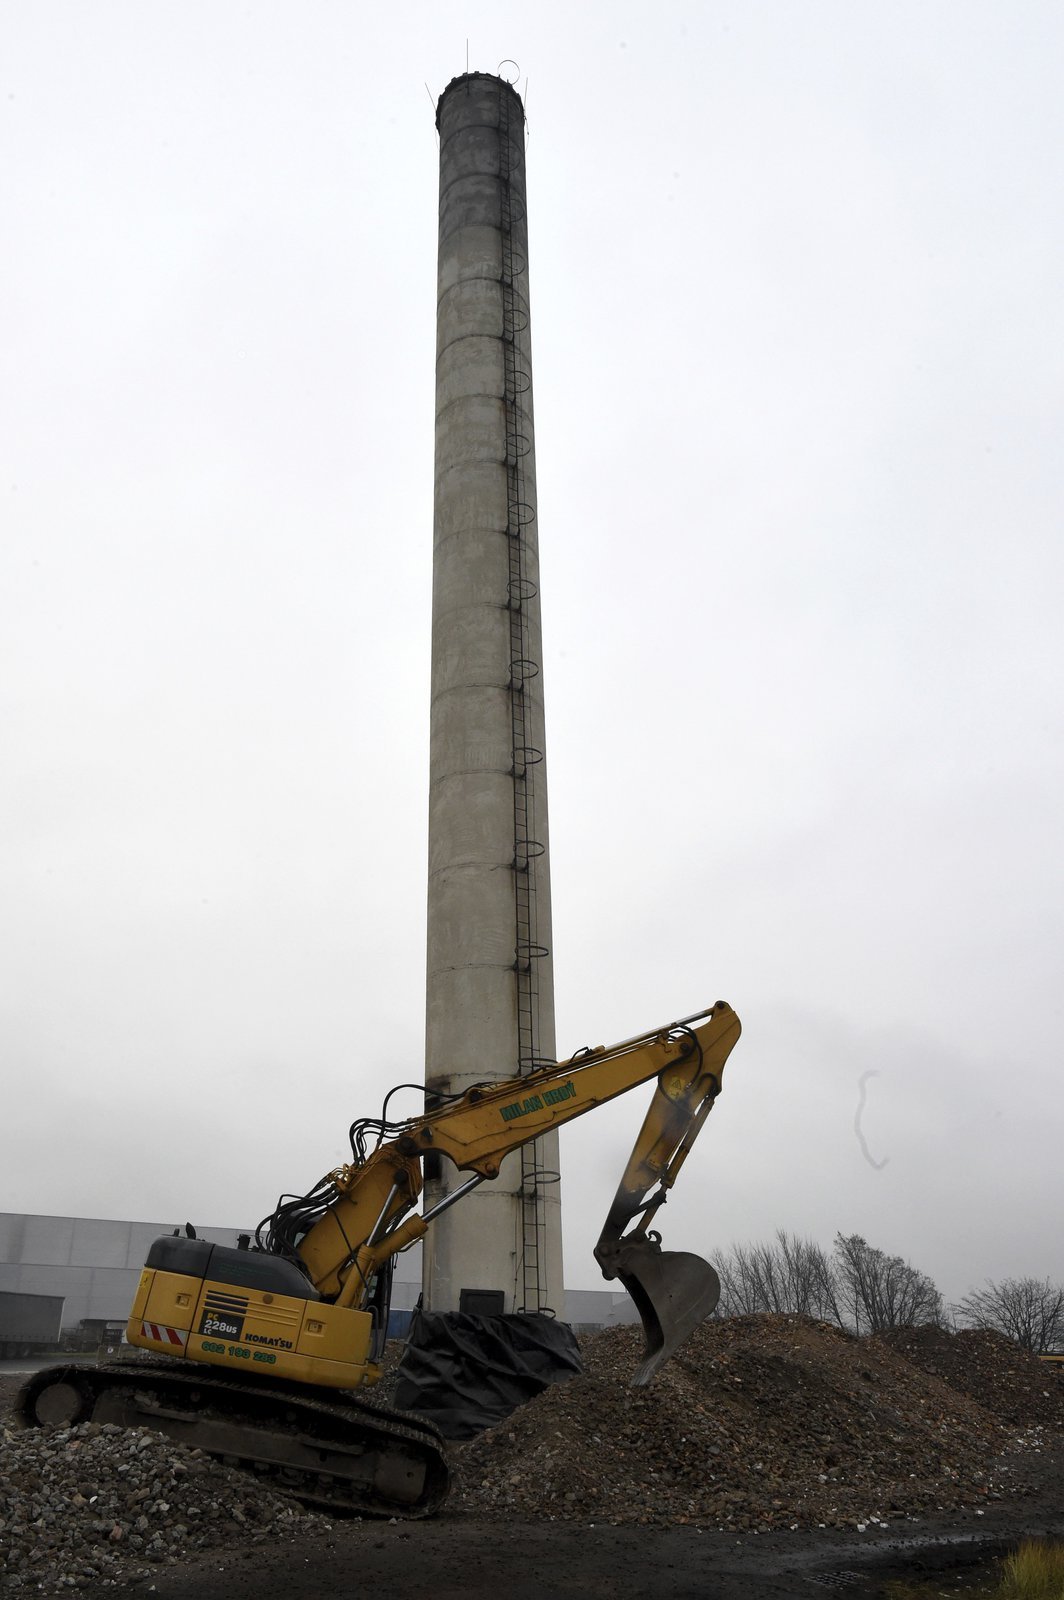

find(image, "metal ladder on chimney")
[498,82,553,1316]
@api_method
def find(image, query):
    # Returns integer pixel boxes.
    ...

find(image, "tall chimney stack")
[423,72,564,1316]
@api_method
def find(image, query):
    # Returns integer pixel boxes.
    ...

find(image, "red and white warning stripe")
[141,1321,187,1348]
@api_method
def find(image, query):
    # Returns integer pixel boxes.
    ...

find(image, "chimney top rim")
[436,71,526,131]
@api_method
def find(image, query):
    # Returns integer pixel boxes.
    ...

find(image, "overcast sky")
[3,1,1062,1308]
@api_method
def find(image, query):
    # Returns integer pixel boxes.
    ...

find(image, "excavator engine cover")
[613,1235,721,1385]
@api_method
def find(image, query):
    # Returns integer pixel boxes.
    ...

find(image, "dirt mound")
[874,1325,1064,1428]
[454,1316,1046,1531]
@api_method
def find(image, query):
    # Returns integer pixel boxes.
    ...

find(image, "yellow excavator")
[18,1001,740,1516]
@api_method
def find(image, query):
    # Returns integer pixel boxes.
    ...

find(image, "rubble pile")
[455,1316,1053,1531]
[874,1326,1064,1428]
[0,1414,324,1593]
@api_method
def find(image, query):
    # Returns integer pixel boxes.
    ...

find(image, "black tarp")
[393,1310,583,1440]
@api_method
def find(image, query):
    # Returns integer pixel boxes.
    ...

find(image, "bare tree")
[714,1240,760,1316]
[776,1230,842,1323]
[954,1277,1064,1354]
[833,1233,943,1333]
[715,1230,942,1332]
[716,1231,840,1322]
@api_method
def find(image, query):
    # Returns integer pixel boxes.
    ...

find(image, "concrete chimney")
[423,72,564,1316]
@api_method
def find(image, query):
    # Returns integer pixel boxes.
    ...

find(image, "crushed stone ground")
[873,1324,1064,1428]
[0,1395,328,1594]
[1,1318,1060,1592]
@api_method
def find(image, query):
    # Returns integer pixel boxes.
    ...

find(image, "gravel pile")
[0,1415,325,1593]
[454,1316,1054,1532]
[873,1326,1064,1428]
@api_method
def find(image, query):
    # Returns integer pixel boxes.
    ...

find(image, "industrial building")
[0,1211,638,1342]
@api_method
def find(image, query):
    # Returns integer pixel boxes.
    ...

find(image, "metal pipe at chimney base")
[423,72,564,1317]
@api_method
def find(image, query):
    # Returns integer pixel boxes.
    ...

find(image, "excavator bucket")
[614,1236,721,1386]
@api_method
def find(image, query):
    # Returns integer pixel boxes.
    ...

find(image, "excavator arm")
[283,1000,740,1381]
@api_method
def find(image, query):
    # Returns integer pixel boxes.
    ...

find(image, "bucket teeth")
[614,1239,721,1386]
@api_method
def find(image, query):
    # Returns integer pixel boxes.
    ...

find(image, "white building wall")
[0,1214,631,1331]
[0,1213,249,1329]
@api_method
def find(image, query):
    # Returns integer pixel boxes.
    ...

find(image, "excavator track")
[15,1359,450,1519]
